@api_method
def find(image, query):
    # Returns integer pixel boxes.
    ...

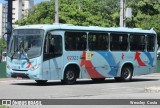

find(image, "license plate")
[16,77,22,80]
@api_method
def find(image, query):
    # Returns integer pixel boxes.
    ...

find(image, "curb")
[0,78,16,81]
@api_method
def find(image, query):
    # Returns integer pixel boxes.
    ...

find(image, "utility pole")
[120,0,126,27]
[55,0,59,23]
[7,0,12,50]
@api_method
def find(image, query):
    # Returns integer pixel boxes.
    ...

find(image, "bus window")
[146,35,155,52]
[65,32,87,51]
[88,32,109,51]
[110,33,128,51]
[44,33,62,60]
[130,34,146,51]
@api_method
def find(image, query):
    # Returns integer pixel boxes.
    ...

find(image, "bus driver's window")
[49,36,55,53]
[44,33,54,60]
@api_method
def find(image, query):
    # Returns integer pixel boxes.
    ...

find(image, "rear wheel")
[115,66,133,82]
[61,67,77,85]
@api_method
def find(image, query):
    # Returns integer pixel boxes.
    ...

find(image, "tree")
[16,0,119,27]
[0,39,7,51]
[126,0,160,33]
[16,0,160,36]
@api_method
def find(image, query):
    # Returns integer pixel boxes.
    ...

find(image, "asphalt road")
[0,73,160,108]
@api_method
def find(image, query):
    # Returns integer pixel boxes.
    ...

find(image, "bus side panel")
[42,56,63,80]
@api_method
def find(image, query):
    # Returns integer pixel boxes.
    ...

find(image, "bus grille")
[11,73,30,79]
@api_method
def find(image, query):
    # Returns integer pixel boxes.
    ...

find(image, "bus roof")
[14,23,156,34]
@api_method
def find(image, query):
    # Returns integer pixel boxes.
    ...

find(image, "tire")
[61,67,77,85]
[35,80,47,85]
[92,78,105,83]
[115,66,133,82]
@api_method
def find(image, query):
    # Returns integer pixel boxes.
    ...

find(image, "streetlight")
[119,0,132,27]
[120,0,126,27]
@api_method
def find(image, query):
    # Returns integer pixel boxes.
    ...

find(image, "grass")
[0,62,6,78]
[0,106,11,108]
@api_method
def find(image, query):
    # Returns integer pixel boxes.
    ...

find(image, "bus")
[6,24,157,84]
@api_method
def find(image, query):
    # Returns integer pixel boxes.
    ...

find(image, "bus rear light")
[30,64,41,71]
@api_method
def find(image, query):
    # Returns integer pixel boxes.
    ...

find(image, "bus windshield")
[8,29,44,59]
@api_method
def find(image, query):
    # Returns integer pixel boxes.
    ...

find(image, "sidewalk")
[140,73,160,77]
[0,78,16,81]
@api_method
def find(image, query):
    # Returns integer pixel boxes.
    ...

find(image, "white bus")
[6,24,157,84]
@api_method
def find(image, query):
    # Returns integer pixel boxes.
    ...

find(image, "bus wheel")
[35,80,47,85]
[92,78,105,83]
[121,66,133,81]
[62,67,77,85]
[115,66,133,82]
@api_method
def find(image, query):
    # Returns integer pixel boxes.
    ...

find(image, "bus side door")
[43,32,63,80]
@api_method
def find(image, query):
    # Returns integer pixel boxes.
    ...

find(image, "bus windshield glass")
[8,29,44,59]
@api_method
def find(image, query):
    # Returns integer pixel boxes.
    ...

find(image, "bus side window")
[110,33,128,51]
[65,31,87,51]
[88,32,109,51]
[147,35,155,52]
[130,34,146,51]
[44,33,54,60]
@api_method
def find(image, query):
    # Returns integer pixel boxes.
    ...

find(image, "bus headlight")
[30,64,41,71]
[6,64,11,70]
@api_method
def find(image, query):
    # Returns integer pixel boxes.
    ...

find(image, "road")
[0,73,160,108]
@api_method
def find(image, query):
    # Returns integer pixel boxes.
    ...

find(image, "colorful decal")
[134,52,146,66]
[97,52,119,76]
[144,52,154,66]
[26,62,32,68]
[80,51,155,78]
[86,52,93,60]
[21,61,32,69]
[67,56,79,60]
[21,61,27,68]
[121,53,124,60]
[80,51,105,78]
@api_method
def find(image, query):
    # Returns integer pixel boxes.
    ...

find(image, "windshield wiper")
[11,48,19,61]
[11,40,23,61]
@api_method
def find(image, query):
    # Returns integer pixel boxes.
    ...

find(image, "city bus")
[6,24,157,84]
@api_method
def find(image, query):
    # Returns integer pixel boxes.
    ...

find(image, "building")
[0,3,3,39]
[0,3,7,39]
[12,0,34,24]
[0,0,34,39]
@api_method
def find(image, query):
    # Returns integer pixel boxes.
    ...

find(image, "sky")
[0,0,47,4]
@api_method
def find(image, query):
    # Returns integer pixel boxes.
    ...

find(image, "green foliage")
[0,39,7,50]
[16,0,118,27]
[126,0,160,33]
[16,0,160,35]
[0,106,11,108]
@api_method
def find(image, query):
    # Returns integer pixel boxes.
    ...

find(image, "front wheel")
[61,67,77,85]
